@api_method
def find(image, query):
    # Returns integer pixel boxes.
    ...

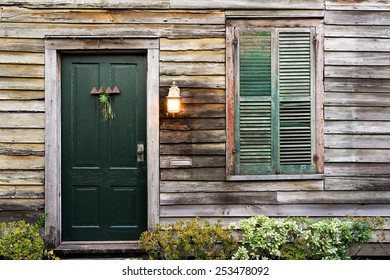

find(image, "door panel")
[61,54,147,241]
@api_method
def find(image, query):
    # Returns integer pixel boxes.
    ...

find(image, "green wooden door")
[61,54,147,241]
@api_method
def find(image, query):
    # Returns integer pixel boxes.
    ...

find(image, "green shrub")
[0,218,59,260]
[139,218,238,260]
[233,216,377,260]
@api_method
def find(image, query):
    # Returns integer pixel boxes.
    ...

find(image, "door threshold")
[54,241,145,257]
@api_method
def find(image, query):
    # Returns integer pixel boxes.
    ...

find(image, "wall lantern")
[166,81,181,113]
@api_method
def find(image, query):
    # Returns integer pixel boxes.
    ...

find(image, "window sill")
[226,174,325,181]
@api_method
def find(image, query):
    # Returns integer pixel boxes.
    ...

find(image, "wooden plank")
[352,243,390,258]
[0,23,225,39]
[325,11,390,25]
[325,106,390,120]
[325,149,390,163]
[325,163,390,176]
[325,66,390,79]
[0,186,44,199]
[325,121,390,134]
[0,78,44,91]
[0,100,44,112]
[325,25,390,39]
[0,171,44,186]
[0,113,44,128]
[0,52,44,64]
[325,92,390,106]
[160,62,225,76]
[160,143,225,155]
[0,129,44,143]
[325,134,390,149]
[0,143,44,156]
[160,180,324,192]
[160,38,225,51]
[160,168,226,181]
[326,0,390,11]
[0,210,44,224]
[45,38,159,50]
[0,155,44,170]
[0,90,44,100]
[0,64,44,78]
[160,155,225,168]
[160,50,225,63]
[1,7,225,24]
[1,0,170,9]
[325,78,390,93]
[325,38,390,52]
[160,103,225,118]
[278,191,390,204]
[325,177,390,191]
[170,0,324,9]
[226,9,324,18]
[161,192,277,205]
[325,52,390,66]
[160,75,225,88]
[159,88,225,104]
[0,38,44,52]
[160,118,225,131]
[160,204,390,218]
[160,130,225,143]
[0,198,44,211]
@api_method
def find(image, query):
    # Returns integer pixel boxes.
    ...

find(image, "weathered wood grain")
[160,143,225,155]
[0,90,44,100]
[0,38,44,52]
[161,204,390,218]
[161,192,277,205]
[325,66,390,79]
[160,75,225,88]
[325,92,390,106]
[160,180,324,192]
[325,106,390,120]
[0,143,44,156]
[325,134,390,149]
[160,130,226,144]
[0,210,43,223]
[0,186,44,199]
[0,170,44,186]
[0,64,44,78]
[325,25,390,39]
[160,104,225,118]
[0,155,44,170]
[326,0,390,11]
[226,9,324,18]
[0,198,44,211]
[325,149,390,163]
[325,78,390,93]
[160,38,225,51]
[160,88,225,104]
[278,191,390,204]
[160,155,226,168]
[325,163,390,176]
[0,100,44,112]
[2,7,225,25]
[161,168,226,181]
[325,38,390,52]
[170,0,324,10]
[325,121,390,134]
[0,113,44,128]
[1,0,170,9]
[0,51,44,64]
[325,177,390,191]
[0,129,44,143]
[160,50,225,63]
[325,11,390,25]
[325,52,390,66]
[160,118,225,131]
[160,62,225,76]
[0,77,44,91]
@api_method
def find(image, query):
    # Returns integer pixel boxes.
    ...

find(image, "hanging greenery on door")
[99,89,115,121]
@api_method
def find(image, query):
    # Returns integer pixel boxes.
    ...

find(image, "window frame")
[226,19,325,181]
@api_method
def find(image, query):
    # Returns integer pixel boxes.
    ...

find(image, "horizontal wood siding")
[1,1,389,256]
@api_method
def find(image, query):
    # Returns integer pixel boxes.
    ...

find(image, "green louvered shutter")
[277,30,315,174]
[236,30,273,175]
[236,28,316,176]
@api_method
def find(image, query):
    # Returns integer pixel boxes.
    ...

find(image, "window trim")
[226,19,324,181]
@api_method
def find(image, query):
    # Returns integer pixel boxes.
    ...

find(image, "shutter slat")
[237,30,273,174]
[278,31,314,172]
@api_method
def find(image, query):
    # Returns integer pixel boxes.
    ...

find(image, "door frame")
[44,37,160,248]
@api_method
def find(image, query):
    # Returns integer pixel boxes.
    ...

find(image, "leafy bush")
[0,218,59,260]
[233,216,378,260]
[139,218,238,260]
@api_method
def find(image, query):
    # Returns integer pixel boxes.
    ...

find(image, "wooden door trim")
[44,38,160,248]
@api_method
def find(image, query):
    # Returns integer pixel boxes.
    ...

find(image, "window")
[226,21,324,179]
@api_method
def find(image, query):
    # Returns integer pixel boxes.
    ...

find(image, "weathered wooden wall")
[0,0,389,256]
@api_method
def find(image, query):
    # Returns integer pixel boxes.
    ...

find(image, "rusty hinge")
[312,36,317,45]
[232,38,238,45]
